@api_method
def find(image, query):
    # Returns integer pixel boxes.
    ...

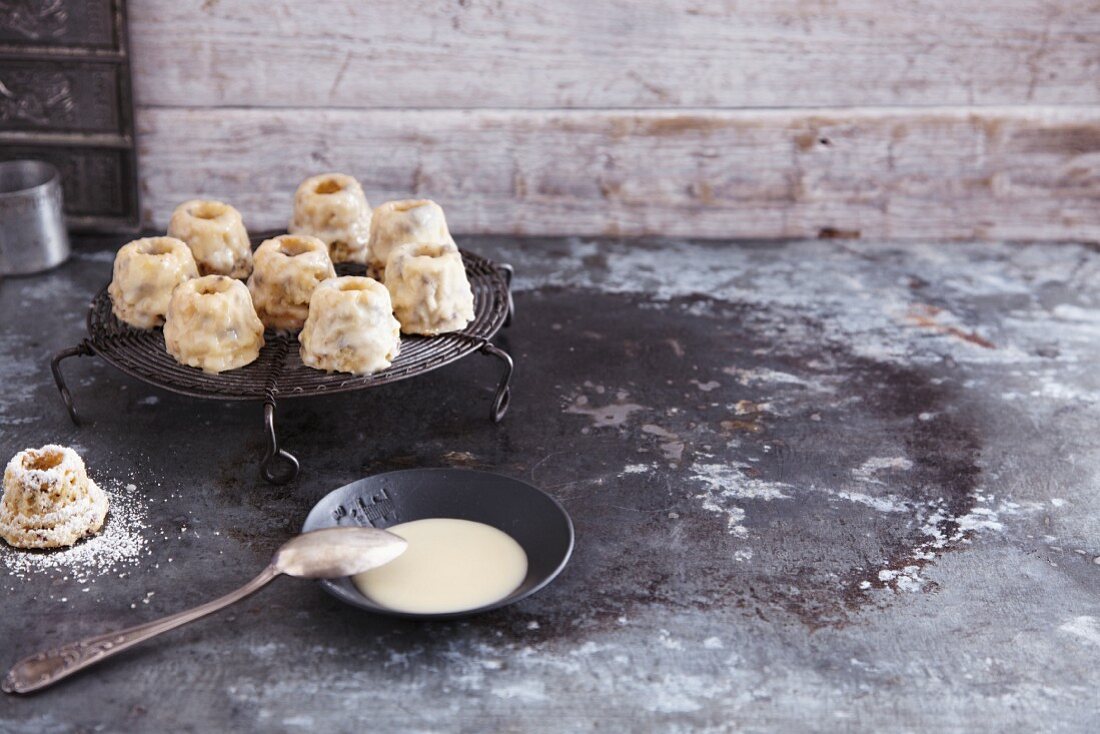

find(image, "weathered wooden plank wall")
[128,0,1100,240]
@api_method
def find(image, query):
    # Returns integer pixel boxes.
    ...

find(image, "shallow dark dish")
[302,468,575,620]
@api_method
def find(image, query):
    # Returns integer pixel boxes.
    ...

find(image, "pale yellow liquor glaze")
[385,241,475,335]
[247,234,336,331]
[163,275,265,373]
[108,237,198,329]
[167,199,253,279]
[298,276,400,375]
[288,173,372,265]
[353,518,528,614]
[367,199,455,277]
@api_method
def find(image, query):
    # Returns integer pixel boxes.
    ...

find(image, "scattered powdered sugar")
[852,456,914,485]
[829,490,910,513]
[688,460,789,545]
[721,366,832,392]
[954,506,1004,533]
[1059,616,1100,646]
[620,463,653,476]
[691,462,791,502]
[859,493,1038,593]
[696,493,748,536]
[877,566,926,593]
[1,480,150,586]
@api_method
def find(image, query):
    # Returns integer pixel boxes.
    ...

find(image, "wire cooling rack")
[51,250,515,484]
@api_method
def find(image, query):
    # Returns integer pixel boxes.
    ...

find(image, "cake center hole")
[392,200,426,212]
[191,202,227,219]
[141,240,177,256]
[278,237,314,257]
[315,179,344,195]
[196,278,232,295]
[336,280,369,292]
[413,243,450,258]
[25,450,63,471]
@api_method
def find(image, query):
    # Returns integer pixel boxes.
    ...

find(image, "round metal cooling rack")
[51,250,516,484]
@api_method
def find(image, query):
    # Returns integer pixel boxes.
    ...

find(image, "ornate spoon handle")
[3,565,280,694]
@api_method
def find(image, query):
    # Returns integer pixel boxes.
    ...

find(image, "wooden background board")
[129,0,1100,109]
[126,0,1100,240]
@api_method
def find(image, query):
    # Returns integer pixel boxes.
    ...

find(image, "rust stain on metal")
[906,304,996,349]
[443,451,480,466]
[721,422,765,433]
[733,400,765,414]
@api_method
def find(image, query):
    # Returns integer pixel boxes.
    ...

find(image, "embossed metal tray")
[50,250,515,484]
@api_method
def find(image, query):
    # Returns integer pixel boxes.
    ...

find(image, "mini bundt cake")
[167,199,253,279]
[288,173,372,265]
[367,199,455,277]
[299,276,401,375]
[164,275,265,373]
[108,236,199,329]
[385,242,475,335]
[247,234,336,331]
[0,445,108,549]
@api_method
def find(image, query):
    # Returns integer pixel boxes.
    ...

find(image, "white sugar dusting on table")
[0,480,150,586]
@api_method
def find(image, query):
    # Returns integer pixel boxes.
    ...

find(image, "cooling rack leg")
[260,400,300,485]
[479,342,513,423]
[50,342,93,425]
[500,263,515,328]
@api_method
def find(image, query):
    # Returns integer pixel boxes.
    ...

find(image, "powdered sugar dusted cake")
[0,445,108,549]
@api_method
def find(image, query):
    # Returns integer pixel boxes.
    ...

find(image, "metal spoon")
[2,527,407,694]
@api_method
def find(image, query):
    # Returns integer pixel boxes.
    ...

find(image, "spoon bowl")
[274,527,407,577]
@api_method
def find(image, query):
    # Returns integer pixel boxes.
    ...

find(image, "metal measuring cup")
[0,160,71,276]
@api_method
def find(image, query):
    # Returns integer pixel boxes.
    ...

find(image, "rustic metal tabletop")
[1,236,1098,732]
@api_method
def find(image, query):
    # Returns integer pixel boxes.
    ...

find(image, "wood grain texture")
[128,0,1100,109]
[136,106,1100,241]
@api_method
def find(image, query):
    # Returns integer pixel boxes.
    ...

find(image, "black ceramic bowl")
[302,468,574,620]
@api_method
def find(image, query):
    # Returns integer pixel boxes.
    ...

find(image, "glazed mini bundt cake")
[288,173,373,266]
[298,276,401,375]
[163,275,265,373]
[0,445,108,549]
[367,199,455,277]
[108,236,199,329]
[168,199,253,279]
[247,234,336,331]
[385,242,475,335]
